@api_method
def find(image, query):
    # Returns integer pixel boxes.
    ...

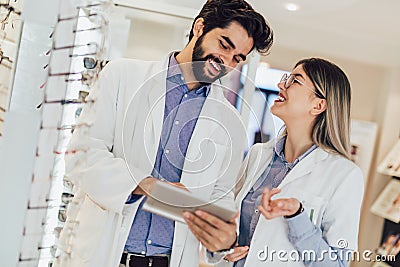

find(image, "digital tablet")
[142,181,237,223]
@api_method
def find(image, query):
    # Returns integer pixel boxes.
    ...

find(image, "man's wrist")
[216,233,237,253]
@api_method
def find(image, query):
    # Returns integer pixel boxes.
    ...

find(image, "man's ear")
[193,18,204,37]
[311,98,327,116]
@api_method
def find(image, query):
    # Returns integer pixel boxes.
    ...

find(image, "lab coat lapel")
[278,147,329,189]
[146,55,170,153]
[180,83,220,188]
[235,142,274,205]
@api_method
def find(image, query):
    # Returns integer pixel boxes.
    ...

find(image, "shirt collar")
[273,136,317,167]
[167,53,211,97]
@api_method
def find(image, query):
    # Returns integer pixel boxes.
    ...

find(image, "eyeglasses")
[280,73,325,99]
[0,4,21,26]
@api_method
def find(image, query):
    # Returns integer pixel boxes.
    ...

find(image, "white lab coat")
[213,139,364,267]
[55,53,247,267]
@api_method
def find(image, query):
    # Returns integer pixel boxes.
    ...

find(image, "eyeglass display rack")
[372,139,400,267]
[0,0,112,266]
[0,0,23,138]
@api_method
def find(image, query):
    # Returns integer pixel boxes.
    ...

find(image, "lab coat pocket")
[74,195,108,261]
[297,193,327,227]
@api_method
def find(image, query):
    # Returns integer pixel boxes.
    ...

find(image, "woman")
[184,58,364,266]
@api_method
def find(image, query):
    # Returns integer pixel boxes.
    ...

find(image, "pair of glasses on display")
[280,73,325,99]
[45,42,100,59]
[0,47,12,68]
[39,121,92,132]
[41,46,103,89]
[0,3,21,26]
[35,146,89,157]
[51,11,108,41]
[83,56,109,70]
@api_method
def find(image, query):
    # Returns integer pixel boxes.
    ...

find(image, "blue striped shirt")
[124,54,210,255]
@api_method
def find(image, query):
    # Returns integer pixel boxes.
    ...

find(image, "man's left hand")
[183,210,238,252]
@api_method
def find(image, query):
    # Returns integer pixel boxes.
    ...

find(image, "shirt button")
[165,149,170,154]
[175,120,179,125]
[255,209,259,213]
[181,76,185,81]
[147,240,152,244]
[141,251,146,255]
[184,94,188,98]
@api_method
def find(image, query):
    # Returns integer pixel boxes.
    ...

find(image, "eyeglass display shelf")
[378,139,400,178]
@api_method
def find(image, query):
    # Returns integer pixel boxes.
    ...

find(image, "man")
[56,0,273,266]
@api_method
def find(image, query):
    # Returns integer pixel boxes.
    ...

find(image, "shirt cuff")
[286,211,315,242]
[206,250,230,264]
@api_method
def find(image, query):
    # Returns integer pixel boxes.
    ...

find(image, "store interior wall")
[124,17,190,61]
[122,15,400,265]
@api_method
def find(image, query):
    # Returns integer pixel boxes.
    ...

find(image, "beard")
[191,35,227,85]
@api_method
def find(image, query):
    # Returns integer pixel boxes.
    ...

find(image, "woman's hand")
[258,187,301,219]
[224,246,249,262]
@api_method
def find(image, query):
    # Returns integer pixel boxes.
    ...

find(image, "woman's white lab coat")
[55,53,246,267]
[215,139,364,267]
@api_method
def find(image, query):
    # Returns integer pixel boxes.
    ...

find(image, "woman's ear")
[311,98,327,116]
[193,18,204,37]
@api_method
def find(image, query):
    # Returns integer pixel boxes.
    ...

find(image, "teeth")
[277,96,286,102]
[210,59,221,71]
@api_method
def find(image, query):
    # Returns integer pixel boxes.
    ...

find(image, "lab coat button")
[175,120,179,125]
[147,240,152,244]
[165,149,170,154]
[184,94,188,98]
[141,251,146,255]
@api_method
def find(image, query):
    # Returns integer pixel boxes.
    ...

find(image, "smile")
[207,58,221,76]
[275,93,287,102]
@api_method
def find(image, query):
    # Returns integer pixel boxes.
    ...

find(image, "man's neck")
[175,50,202,91]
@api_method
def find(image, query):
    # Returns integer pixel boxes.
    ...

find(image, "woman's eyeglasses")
[280,73,325,99]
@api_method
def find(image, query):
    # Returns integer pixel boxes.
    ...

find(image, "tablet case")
[142,181,237,223]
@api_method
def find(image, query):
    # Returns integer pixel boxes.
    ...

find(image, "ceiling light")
[285,3,299,11]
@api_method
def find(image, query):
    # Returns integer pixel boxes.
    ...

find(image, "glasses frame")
[0,4,21,26]
[280,73,325,99]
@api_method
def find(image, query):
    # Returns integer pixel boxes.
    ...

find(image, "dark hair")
[188,0,273,55]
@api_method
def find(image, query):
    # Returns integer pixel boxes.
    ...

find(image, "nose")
[277,81,286,91]
[220,53,236,69]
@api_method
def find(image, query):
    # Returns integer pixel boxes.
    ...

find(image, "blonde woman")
[184,58,364,266]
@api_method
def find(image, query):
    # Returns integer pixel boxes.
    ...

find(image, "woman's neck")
[284,122,314,163]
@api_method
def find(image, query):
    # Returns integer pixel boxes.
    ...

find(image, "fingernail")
[195,210,203,216]
[183,212,191,220]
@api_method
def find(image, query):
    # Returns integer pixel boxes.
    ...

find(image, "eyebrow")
[222,36,247,61]
[293,73,306,81]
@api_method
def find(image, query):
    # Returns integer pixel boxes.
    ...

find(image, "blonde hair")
[295,58,352,159]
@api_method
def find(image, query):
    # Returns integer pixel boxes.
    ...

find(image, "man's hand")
[183,210,238,252]
[132,177,188,196]
[132,177,158,196]
[258,187,301,219]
